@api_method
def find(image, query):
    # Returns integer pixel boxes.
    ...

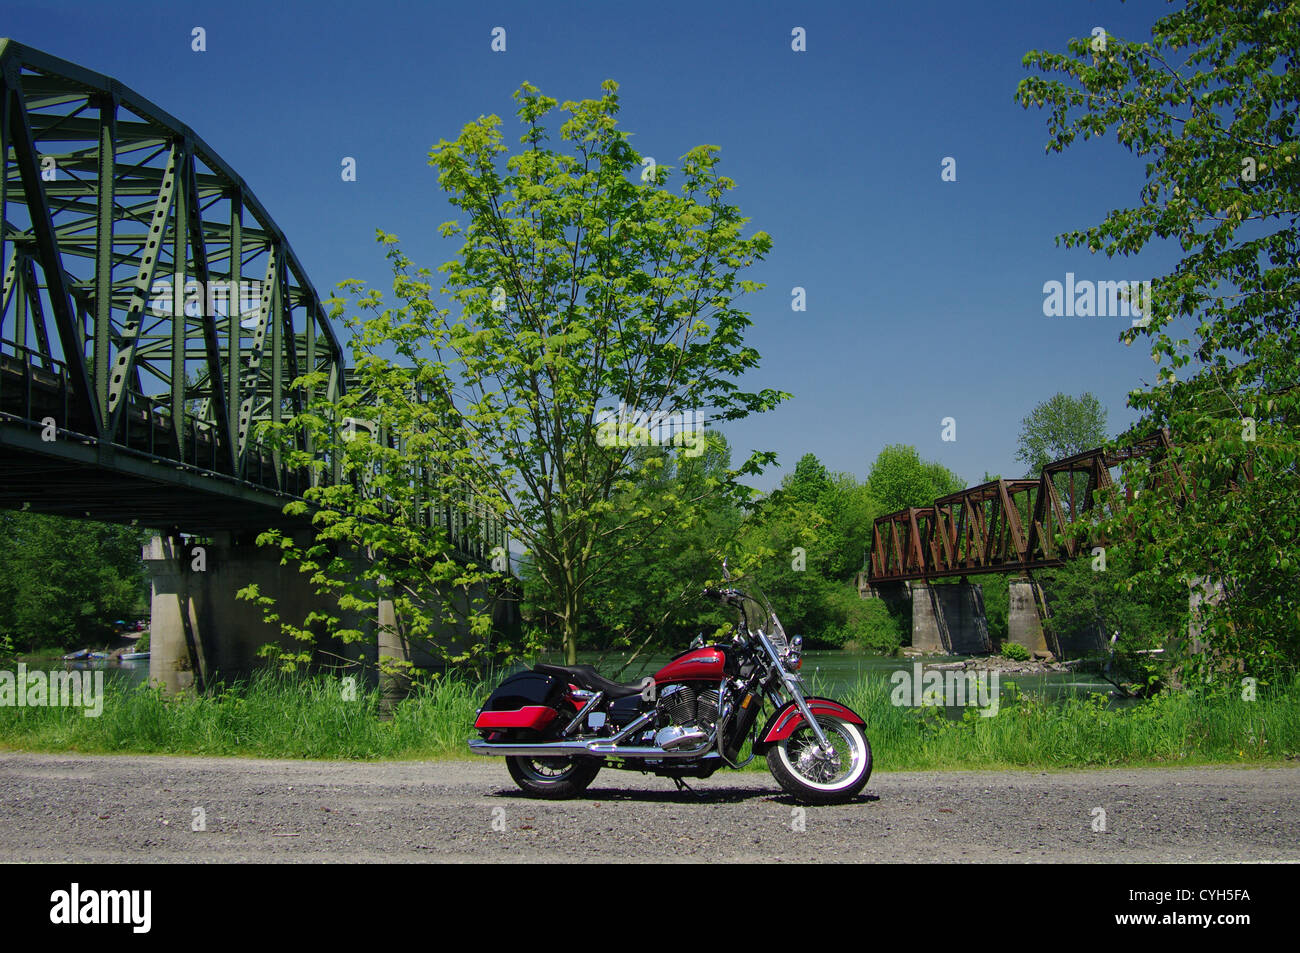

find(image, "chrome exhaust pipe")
[586,739,714,759]
[467,737,716,760]
[468,739,602,758]
[606,710,655,744]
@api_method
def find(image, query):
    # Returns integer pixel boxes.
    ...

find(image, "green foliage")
[251,80,786,671]
[245,334,521,676]
[566,434,742,663]
[865,444,964,514]
[817,588,905,653]
[732,458,861,641]
[982,579,1009,645]
[1015,392,1108,476]
[1019,0,1300,676]
[1001,641,1030,661]
[1038,550,1183,665]
[0,512,146,652]
[323,81,784,667]
[725,445,960,647]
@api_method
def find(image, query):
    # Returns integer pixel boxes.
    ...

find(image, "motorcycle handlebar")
[703,586,746,606]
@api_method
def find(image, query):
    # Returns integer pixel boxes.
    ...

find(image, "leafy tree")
[727,445,961,649]
[779,453,833,505]
[817,586,906,653]
[1018,0,1300,677]
[573,432,743,666]
[244,349,517,678]
[1037,551,1186,695]
[259,80,786,669]
[982,579,1010,645]
[819,473,878,580]
[1015,392,1109,476]
[735,494,834,640]
[0,512,146,652]
[767,454,876,579]
[734,453,897,648]
[865,444,965,514]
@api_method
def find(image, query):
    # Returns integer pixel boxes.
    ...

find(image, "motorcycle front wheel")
[766,714,872,805]
[506,755,601,799]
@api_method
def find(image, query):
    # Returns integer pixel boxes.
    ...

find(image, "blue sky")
[5,0,1182,490]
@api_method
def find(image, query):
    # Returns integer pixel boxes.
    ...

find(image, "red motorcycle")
[469,568,872,804]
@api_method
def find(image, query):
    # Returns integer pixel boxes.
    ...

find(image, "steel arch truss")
[0,38,345,496]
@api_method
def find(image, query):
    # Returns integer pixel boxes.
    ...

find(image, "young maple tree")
[255,80,786,671]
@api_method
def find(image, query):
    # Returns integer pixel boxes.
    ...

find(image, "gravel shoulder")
[1,752,1297,862]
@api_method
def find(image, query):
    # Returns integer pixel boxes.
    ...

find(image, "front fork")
[757,633,833,752]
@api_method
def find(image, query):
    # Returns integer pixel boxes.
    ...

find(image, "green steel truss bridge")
[0,39,502,561]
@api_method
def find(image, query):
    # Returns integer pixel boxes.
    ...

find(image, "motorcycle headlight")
[784,635,803,672]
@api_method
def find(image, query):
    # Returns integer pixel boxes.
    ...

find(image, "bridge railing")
[0,342,77,438]
[1,342,313,495]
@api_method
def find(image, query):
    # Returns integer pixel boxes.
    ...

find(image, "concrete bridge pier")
[909,581,991,655]
[145,533,522,698]
[145,536,205,693]
[145,532,372,694]
[1007,577,1052,658]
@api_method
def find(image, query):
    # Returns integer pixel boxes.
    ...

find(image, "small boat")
[87,651,110,660]
[61,648,91,660]
[119,651,150,661]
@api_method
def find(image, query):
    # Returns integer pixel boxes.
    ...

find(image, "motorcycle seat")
[534,663,647,699]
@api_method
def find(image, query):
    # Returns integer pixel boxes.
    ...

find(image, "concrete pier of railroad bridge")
[856,574,1105,659]
[143,532,521,700]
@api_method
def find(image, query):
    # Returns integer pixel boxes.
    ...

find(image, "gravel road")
[1,752,1297,862]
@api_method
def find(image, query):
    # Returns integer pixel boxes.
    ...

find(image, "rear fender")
[753,697,864,754]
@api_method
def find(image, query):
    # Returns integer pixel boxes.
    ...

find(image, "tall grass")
[839,674,1300,769]
[1,668,1297,769]
[0,670,487,761]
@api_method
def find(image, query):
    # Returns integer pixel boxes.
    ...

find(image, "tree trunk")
[561,576,580,664]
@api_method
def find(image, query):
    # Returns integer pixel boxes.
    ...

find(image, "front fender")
[753,697,865,754]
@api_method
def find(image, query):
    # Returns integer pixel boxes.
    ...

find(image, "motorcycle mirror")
[722,558,731,582]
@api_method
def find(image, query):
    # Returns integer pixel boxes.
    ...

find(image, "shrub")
[813,586,904,654]
[1001,641,1030,661]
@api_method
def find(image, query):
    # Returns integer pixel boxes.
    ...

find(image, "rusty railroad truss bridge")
[860,432,1183,658]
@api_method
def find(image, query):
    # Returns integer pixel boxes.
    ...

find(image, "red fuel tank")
[653,647,726,683]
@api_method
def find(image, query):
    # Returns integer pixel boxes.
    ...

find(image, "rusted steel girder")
[868,431,1177,583]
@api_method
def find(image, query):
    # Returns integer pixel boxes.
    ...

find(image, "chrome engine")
[652,684,720,749]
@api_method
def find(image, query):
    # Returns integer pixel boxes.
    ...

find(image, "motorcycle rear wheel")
[766,714,871,805]
[506,755,601,799]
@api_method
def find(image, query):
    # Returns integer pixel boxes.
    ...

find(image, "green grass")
[1,668,1297,770]
[0,670,488,761]
[837,674,1300,770]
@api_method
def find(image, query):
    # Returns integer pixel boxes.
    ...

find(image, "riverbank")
[1,670,1296,770]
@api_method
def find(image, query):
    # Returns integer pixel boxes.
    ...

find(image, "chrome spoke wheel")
[783,720,861,788]
[767,713,872,804]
